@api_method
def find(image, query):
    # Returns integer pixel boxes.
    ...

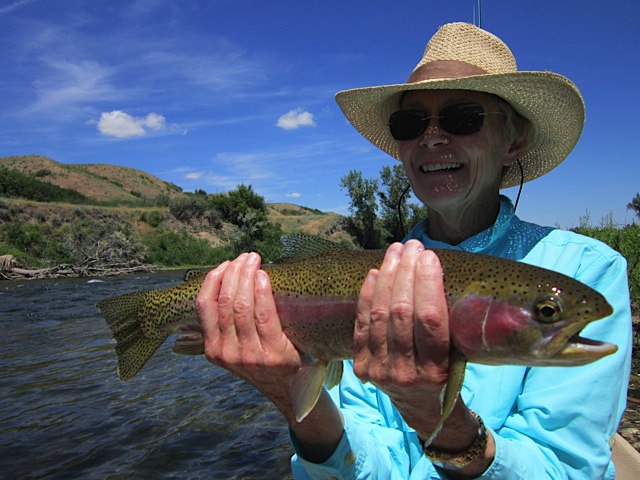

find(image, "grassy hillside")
[0,155,349,272]
[0,155,183,204]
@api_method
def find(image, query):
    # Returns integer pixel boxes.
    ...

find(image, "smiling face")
[397,89,523,218]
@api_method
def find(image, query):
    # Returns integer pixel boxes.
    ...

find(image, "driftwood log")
[0,230,158,280]
[0,262,157,280]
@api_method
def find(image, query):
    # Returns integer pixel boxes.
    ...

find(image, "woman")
[196,23,632,479]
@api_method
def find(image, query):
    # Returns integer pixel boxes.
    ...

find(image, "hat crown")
[414,22,517,75]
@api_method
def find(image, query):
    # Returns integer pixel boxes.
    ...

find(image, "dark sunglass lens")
[440,103,484,135]
[389,111,427,140]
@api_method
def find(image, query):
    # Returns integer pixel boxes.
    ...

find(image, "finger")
[232,252,262,347]
[196,261,230,342]
[387,240,424,357]
[353,268,379,372]
[413,250,450,370]
[253,269,286,350]
[367,243,403,358]
[217,253,248,338]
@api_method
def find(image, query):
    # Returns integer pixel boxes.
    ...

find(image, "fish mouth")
[547,334,618,366]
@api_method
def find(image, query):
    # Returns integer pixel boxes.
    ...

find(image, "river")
[0,272,294,479]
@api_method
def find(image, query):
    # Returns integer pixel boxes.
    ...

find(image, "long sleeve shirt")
[290,196,632,479]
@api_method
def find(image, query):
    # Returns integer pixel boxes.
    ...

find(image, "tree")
[378,164,428,243]
[340,166,428,248]
[208,184,283,261]
[340,170,383,249]
[628,193,640,221]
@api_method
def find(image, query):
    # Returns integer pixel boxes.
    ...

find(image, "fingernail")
[419,250,438,266]
[247,252,260,265]
[406,240,424,254]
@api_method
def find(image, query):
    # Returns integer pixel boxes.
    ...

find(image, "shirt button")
[344,452,357,466]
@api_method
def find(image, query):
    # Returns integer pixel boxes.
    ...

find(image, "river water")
[0,272,294,479]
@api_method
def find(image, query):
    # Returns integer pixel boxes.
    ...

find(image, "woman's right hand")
[195,252,304,415]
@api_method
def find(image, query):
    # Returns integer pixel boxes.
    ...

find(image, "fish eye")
[534,295,564,323]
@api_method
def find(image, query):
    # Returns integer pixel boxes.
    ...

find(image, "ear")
[503,133,528,167]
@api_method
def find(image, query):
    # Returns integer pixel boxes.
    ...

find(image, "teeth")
[420,163,462,173]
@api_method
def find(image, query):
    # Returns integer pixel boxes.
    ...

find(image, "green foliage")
[340,170,383,249]
[378,165,428,243]
[0,200,15,222]
[573,225,640,306]
[228,210,284,262]
[142,229,234,267]
[140,209,163,228]
[0,166,92,204]
[154,193,170,207]
[208,184,268,224]
[627,193,640,221]
[168,195,207,222]
[34,169,53,177]
[205,184,282,260]
[279,208,306,216]
[340,166,427,248]
[0,221,69,265]
[164,181,183,192]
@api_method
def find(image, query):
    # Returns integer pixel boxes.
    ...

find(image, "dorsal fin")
[275,234,347,263]
[183,269,206,282]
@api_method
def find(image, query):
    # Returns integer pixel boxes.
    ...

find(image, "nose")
[419,122,449,149]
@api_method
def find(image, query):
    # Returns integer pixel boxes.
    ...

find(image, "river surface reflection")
[0,272,294,479]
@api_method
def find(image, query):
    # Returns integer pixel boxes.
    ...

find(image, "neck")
[427,196,501,246]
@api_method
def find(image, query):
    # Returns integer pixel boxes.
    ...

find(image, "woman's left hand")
[353,240,477,448]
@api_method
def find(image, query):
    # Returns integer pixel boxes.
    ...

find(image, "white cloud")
[97,110,172,138]
[286,192,301,198]
[277,108,316,130]
[185,171,204,179]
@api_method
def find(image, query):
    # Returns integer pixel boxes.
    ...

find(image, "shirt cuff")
[290,420,366,480]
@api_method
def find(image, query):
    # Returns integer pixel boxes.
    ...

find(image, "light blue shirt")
[291,196,632,479]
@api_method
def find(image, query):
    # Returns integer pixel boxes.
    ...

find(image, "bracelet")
[422,410,488,469]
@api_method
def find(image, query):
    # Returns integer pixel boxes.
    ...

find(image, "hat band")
[407,60,489,83]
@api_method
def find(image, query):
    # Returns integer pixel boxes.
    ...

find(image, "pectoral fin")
[290,360,344,422]
[172,325,205,355]
[423,350,468,445]
[323,360,343,390]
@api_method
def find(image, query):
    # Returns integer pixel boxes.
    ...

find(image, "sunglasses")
[388,102,498,140]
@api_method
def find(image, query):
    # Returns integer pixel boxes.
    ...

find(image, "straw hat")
[335,22,585,188]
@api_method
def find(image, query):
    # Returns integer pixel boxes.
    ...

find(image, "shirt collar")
[406,196,515,253]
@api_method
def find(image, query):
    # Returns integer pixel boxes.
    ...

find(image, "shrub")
[169,195,206,222]
[143,229,233,267]
[574,225,640,307]
[0,166,91,204]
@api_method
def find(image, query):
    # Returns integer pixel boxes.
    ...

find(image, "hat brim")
[335,71,585,189]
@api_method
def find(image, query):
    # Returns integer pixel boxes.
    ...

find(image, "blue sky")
[1,0,638,229]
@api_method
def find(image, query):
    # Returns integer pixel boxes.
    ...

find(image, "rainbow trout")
[97,234,617,439]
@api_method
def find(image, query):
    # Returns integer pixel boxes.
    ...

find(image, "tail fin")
[97,292,168,381]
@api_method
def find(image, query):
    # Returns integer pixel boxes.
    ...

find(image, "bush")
[0,221,69,264]
[574,225,640,307]
[143,230,234,267]
[0,166,91,204]
[169,195,206,222]
[140,209,163,228]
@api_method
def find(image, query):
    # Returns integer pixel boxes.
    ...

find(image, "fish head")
[449,276,617,367]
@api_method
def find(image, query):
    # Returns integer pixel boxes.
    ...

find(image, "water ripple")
[0,273,294,479]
